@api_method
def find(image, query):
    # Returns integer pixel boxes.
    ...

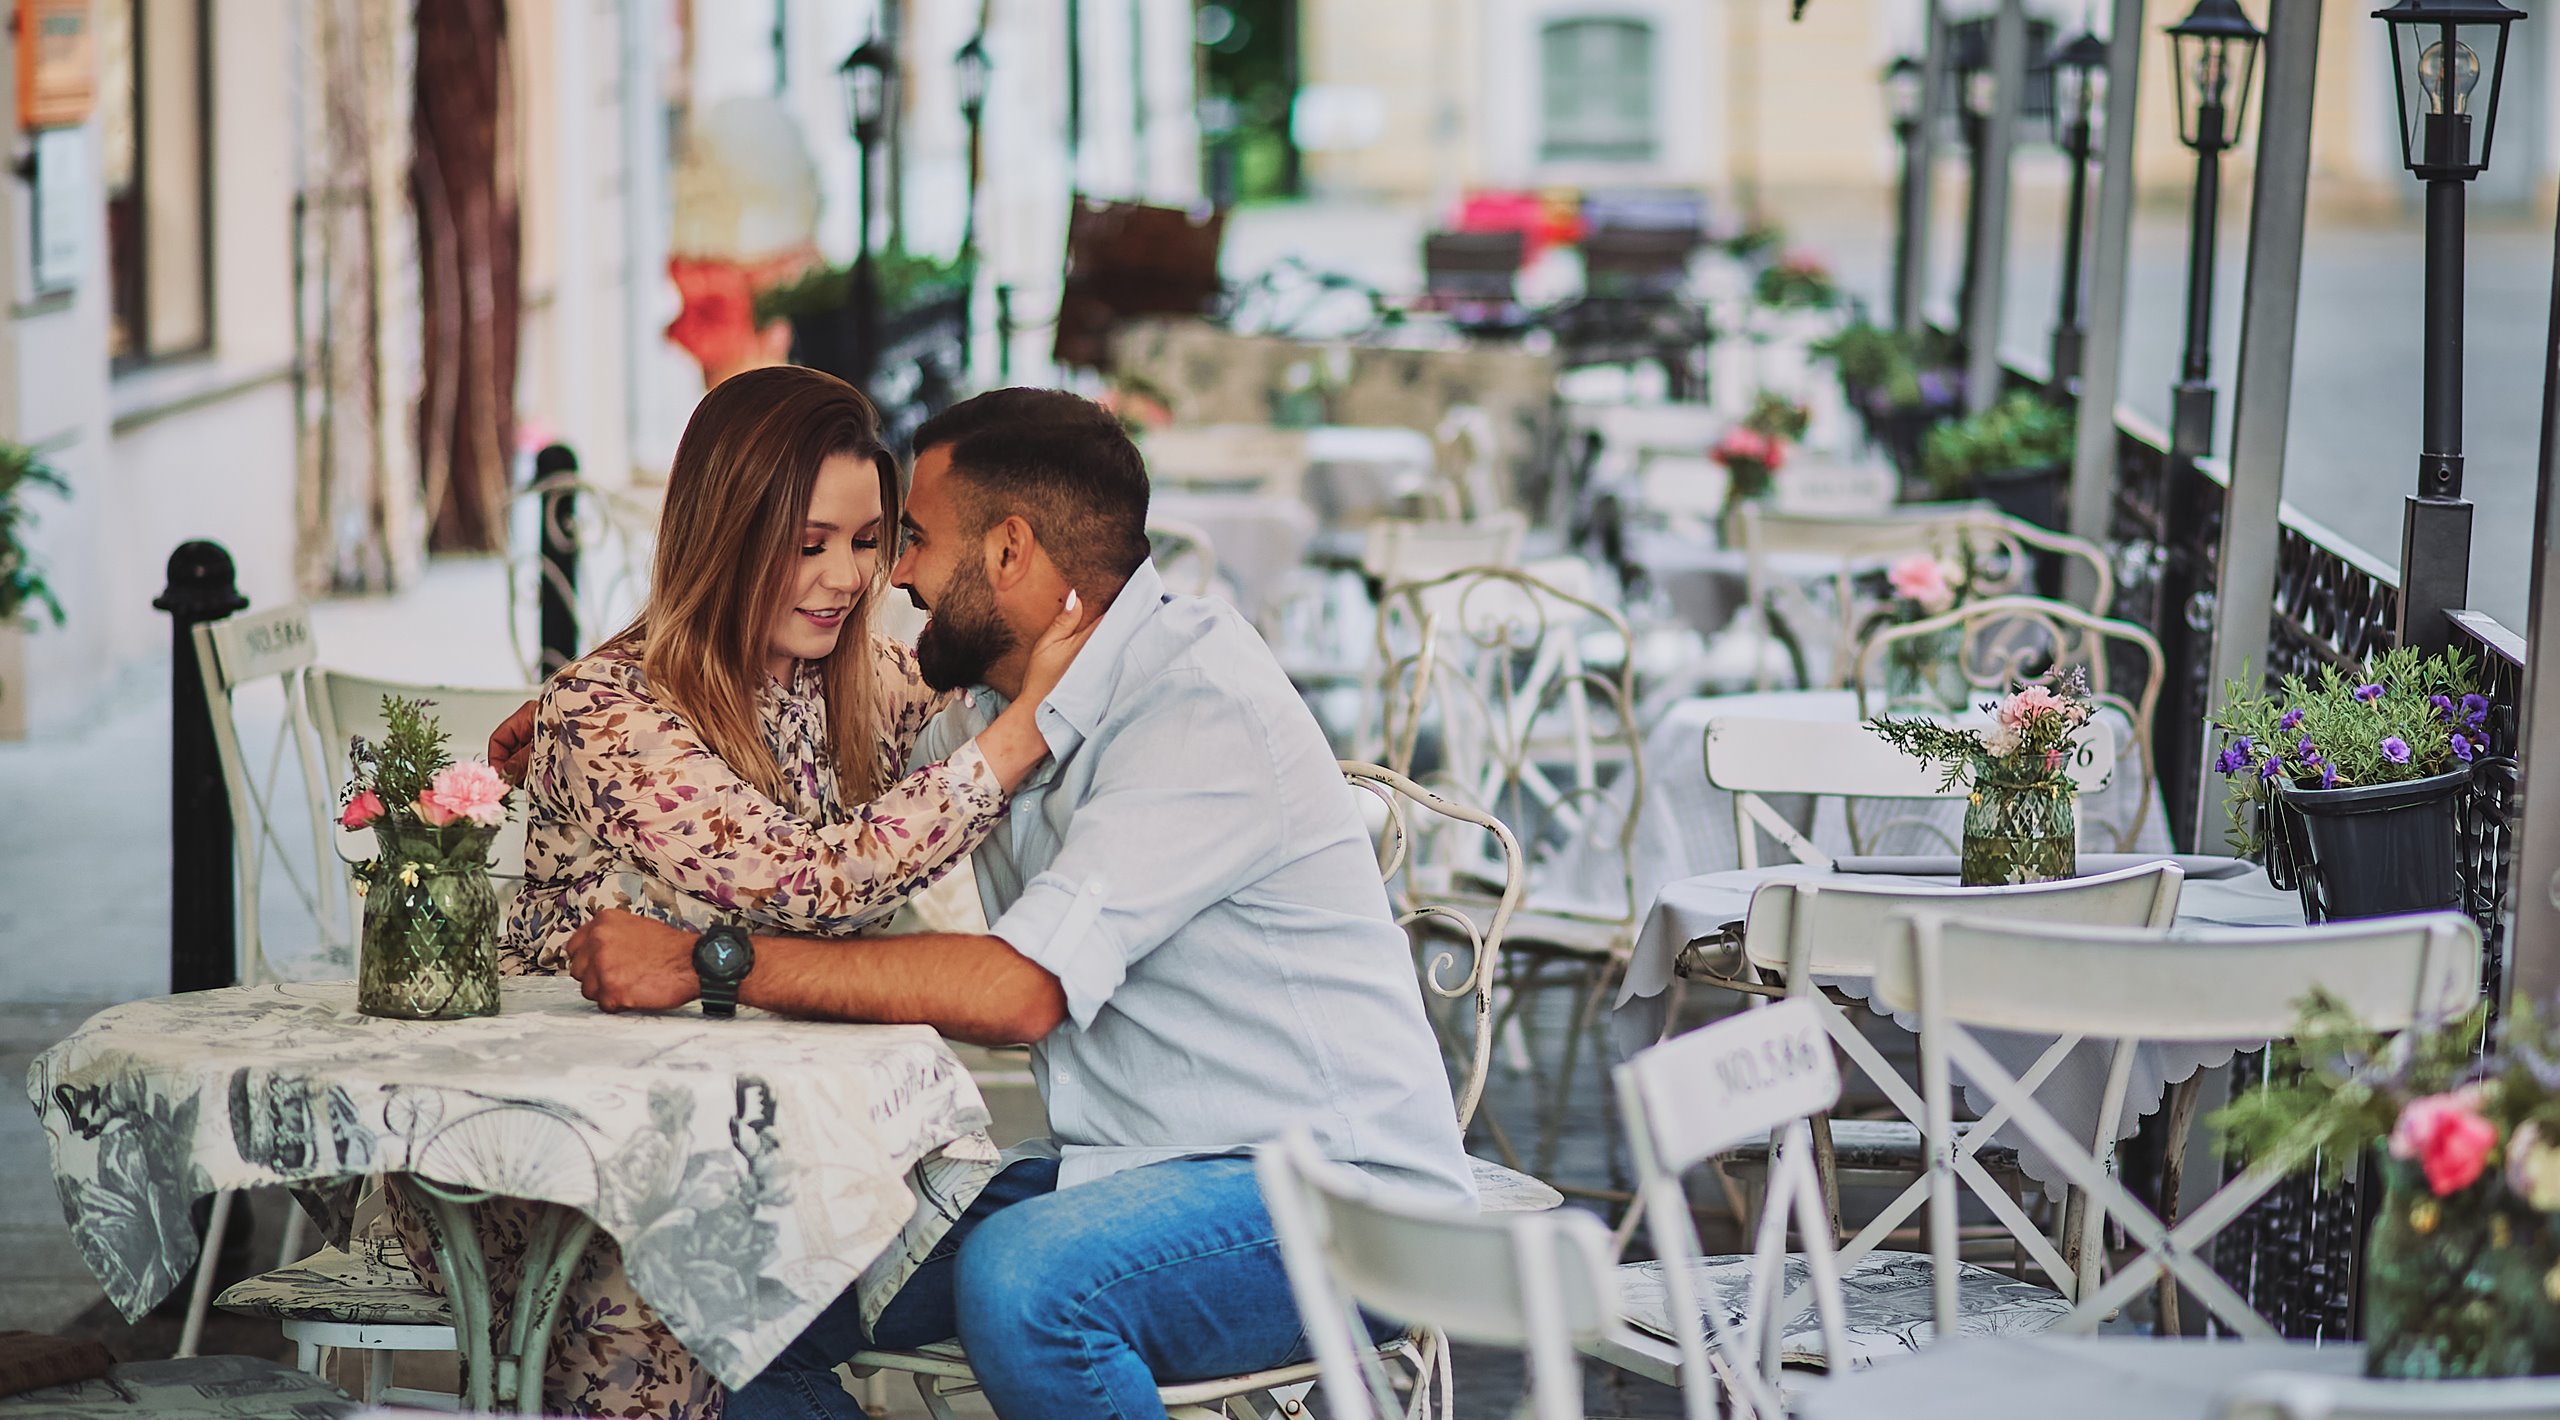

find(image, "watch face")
[693,929,751,981]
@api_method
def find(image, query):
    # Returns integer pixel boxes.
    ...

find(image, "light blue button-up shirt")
[912,560,1476,1205]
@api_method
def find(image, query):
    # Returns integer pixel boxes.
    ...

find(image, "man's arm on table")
[564,909,1066,1047]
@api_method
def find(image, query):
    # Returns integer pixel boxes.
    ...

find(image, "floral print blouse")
[502,634,1006,972]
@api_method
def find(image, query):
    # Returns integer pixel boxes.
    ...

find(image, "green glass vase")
[357,819,501,1020]
[1959,757,2076,887]
[2364,1157,2560,1379]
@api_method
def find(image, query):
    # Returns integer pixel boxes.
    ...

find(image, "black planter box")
[2267,767,2468,922]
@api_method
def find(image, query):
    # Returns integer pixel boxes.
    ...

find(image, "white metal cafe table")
[28,977,999,1413]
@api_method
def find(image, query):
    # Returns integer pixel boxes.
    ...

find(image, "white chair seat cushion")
[214,1242,453,1326]
[1616,1250,2069,1370]
[1471,1156,1565,1212]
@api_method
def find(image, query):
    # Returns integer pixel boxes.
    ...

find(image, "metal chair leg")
[177,1189,236,1358]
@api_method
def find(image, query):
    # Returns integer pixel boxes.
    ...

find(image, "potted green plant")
[754,246,972,383]
[1752,249,1840,311]
[0,444,68,739]
[1918,390,2075,529]
[2212,993,2560,1377]
[1809,320,1964,477]
[2209,646,2486,922]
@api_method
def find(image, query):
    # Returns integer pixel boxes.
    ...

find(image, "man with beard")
[561,388,1475,1420]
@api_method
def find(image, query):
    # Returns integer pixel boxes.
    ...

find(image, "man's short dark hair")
[912,389,1152,593]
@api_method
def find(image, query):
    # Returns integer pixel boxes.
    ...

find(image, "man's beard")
[913,556,1019,693]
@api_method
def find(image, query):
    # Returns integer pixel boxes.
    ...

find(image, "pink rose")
[1887,555,1956,614]
[417,761,510,829]
[338,789,384,830]
[2390,1088,2498,1197]
[1997,685,2067,730]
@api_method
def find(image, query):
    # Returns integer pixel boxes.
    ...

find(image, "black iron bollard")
[532,443,580,675]
[154,540,247,994]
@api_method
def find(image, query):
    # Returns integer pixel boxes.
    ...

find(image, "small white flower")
[398,862,420,889]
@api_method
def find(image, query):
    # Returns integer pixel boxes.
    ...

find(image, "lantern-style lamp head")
[954,33,991,126]
[2047,31,2111,146]
[840,36,897,148]
[1883,54,1925,132]
[2374,0,2524,179]
[2166,0,2263,151]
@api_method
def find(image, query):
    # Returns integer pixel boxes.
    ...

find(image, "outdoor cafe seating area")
[23,31,2560,1420]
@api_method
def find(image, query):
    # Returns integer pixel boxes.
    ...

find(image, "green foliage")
[1722,222,1784,262]
[2208,990,2496,1185]
[1753,258,1838,310]
[0,444,68,628]
[1742,391,1810,442]
[1919,391,2074,494]
[2210,645,2485,850]
[1865,666,2096,792]
[751,247,972,326]
[347,695,453,824]
[1809,320,1959,411]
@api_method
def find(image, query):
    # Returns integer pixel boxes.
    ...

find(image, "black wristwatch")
[692,925,754,1018]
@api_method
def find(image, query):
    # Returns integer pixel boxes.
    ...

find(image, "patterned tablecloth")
[27,977,999,1388]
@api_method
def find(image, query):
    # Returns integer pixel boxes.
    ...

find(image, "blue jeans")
[727,1155,1323,1420]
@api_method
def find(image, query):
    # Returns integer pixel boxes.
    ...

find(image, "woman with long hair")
[392,366,1086,1416]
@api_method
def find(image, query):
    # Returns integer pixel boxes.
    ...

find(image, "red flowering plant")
[1710,426,1788,503]
[2213,994,2560,1372]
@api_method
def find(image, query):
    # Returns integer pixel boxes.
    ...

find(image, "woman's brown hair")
[615,365,903,803]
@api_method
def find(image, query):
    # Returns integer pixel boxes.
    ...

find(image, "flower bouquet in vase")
[2212,994,2560,1378]
[2208,645,2488,921]
[338,696,512,1019]
[1867,667,2096,886]
[1710,425,1787,545]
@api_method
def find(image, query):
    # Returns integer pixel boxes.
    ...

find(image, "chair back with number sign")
[847,762,1562,1420]
[1855,596,2164,851]
[1702,714,2115,869]
[1259,1127,1631,1420]
[1595,997,1848,1420]
[1878,910,2482,1340]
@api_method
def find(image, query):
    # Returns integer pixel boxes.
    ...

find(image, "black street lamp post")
[2164,0,2264,461]
[954,32,991,264]
[1885,55,1926,332]
[2047,30,2109,387]
[2376,0,2525,652]
[839,37,897,383]
[1954,25,1992,345]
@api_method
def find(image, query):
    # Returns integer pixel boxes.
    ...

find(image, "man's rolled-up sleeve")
[987,672,1284,1029]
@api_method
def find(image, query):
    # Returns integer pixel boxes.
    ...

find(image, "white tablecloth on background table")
[1150,488,1318,622]
[1610,858,2307,1190]
[29,978,997,1387]
[1794,1336,2365,1420]
[1548,689,2175,925]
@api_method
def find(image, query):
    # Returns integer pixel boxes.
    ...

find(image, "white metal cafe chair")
[1146,515,1223,599]
[1594,997,1850,1420]
[191,604,528,1399]
[1703,714,2116,871]
[1259,1127,1636,1420]
[2214,1371,2560,1419]
[1880,910,2483,1340]
[848,763,1563,1420]
[1726,865,2182,1275]
[1375,564,1645,1176]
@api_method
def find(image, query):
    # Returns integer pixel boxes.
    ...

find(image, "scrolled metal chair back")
[506,475,660,681]
[1341,761,1524,1131]
[1373,562,1645,931]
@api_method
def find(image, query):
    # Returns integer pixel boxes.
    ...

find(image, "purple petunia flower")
[2298,736,2323,765]
[2321,762,2339,789]
[2215,736,2255,775]
[2451,734,2475,763]
[2278,708,2304,731]
[2354,683,2386,703]
[2463,693,2491,727]
[2381,736,2412,765]
[2429,694,2455,721]
[2260,756,2284,782]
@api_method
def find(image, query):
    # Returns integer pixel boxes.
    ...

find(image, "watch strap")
[700,977,740,1018]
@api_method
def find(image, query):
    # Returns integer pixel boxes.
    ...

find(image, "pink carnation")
[417,761,509,829]
[338,789,384,830]
[2389,1088,2498,1197]
[1887,555,1956,614]
[1997,685,2067,730]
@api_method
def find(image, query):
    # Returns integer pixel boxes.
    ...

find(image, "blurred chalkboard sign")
[1055,198,1225,371]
